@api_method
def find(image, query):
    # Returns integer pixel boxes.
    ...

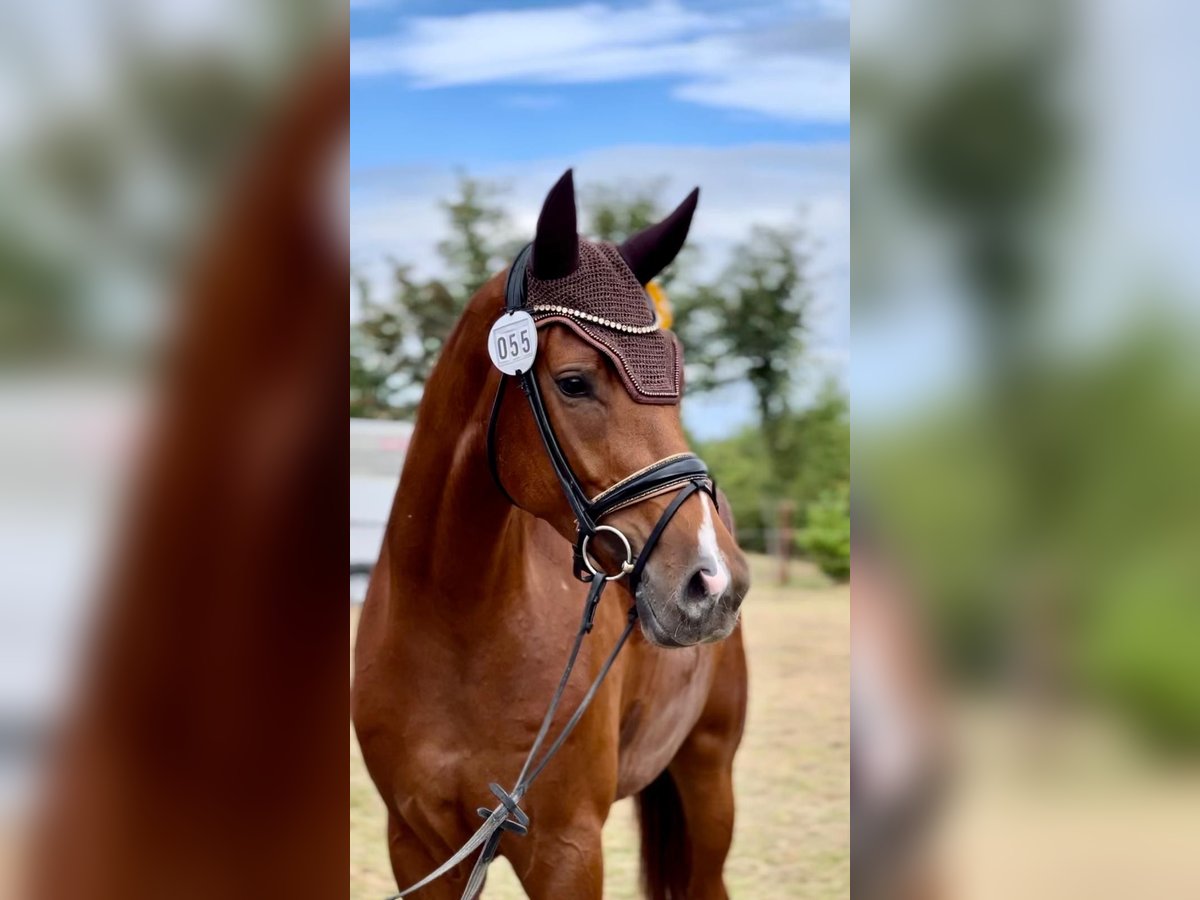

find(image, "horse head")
[491,170,750,646]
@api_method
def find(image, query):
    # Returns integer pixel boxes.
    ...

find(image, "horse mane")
[415,273,505,433]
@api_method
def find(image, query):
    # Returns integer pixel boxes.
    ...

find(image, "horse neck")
[383,289,526,607]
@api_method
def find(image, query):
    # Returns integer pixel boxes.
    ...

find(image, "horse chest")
[615,645,716,797]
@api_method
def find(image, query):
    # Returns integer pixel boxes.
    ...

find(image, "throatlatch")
[388,243,714,900]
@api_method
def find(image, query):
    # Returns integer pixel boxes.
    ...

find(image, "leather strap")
[521,365,597,535]
[486,376,519,508]
[629,480,707,589]
[505,243,533,313]
[590,454,711,520]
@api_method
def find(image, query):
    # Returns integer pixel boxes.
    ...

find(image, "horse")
[26,40,349,900]
[352,170,751,899]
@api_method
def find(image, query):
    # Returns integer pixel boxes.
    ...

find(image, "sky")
[350,0,849,438]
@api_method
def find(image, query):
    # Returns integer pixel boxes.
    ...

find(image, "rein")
[387,245,715,899]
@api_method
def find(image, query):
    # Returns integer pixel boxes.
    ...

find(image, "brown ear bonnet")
[520,170,698,405]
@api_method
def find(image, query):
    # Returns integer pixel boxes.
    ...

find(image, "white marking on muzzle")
[696,495,731,598]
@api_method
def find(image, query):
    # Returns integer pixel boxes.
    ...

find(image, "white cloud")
[350,0,847,123]
[501,92,565,111]
[672,52,847,121]
[350,141,849,434]
[351,142,847,276]
[352,1,715,82]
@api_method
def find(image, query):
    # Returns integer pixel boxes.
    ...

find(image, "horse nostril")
[684,562,728,606]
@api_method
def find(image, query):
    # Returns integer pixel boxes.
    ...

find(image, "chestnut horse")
[352,171,750,899]
[27,42,348,900]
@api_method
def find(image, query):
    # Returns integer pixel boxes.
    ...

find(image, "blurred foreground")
[1,4,346,898]
[854,0,1200,897]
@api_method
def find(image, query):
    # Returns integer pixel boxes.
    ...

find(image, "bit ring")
[580,525,635,581]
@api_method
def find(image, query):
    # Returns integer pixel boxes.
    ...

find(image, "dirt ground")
[933,699,1200,900]
[350,555,851,899]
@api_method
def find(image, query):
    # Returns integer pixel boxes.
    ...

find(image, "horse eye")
[555,375,591,398]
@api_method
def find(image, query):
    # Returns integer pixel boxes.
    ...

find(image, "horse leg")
[385,812,473,900]
[506,817,605,900]
[663,630,747,900]
[666,736,738,900]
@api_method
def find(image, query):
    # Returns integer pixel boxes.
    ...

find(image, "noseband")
[487,242,718,589]
[388,245,718,900]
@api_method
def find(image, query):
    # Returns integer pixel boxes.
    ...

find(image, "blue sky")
[351,0,847,170]
[350,0,849,437]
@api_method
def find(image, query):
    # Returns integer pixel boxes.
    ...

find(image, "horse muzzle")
[634,559,746,647]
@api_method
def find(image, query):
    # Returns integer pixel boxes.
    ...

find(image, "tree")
[776,380,850,499]
[437,176,518,300]
[799,484,851,582]
[583,181,665,242]
[697,384,848,554]
[581,181,694,290]
[350,175,514,419]
[349,324,391,419]
[675,225,812,485]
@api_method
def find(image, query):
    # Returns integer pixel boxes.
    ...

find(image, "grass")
[350,554,850,898]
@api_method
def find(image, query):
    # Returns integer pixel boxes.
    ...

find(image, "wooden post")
[777,500,794,586]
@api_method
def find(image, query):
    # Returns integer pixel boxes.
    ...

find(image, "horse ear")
[532,169,579,279]
[618,187,699,285]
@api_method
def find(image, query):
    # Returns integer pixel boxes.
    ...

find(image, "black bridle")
[387,245,716,899]
[487,242,717,588]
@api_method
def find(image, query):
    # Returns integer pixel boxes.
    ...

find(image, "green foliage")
[436,176,518,300]
[582,181,665,242]
[351,262,463,418]
[581,181,692,290]
[695,429,773,551]
[349,323,392,419]
[675,225,813,485]
[350,174,513,419]
[864,327,1200,750]
[1078,560,1200,750]
[698,385,849,558]
[799,485,851,582]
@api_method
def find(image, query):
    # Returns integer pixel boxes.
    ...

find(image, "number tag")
[487,311,538,375]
